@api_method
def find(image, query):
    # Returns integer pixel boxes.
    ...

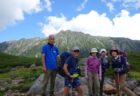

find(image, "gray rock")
[27,74,44,96]
[126,78,138,90]
[11,78,24,85]
[30,64,37,68]
[134,87,140,96]
[27,74,140,96]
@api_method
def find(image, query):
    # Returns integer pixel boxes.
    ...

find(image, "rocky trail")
[0,73,140,96]
[27,74,140,96]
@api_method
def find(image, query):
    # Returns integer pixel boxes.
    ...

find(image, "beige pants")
[87,72,100,96]
[115,74,137,96]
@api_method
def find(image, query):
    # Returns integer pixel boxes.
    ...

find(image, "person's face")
[73,50,80,57]
[91,52,96,57]
[111,51,117,57]
[48,37,55,44]
[101,51,106,56]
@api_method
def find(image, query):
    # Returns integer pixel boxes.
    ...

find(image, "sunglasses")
[74,50,80,52]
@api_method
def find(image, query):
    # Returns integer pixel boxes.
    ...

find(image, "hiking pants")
[87,72,100,96]
[100,71,105,96]
[115,74,137,96]
[41,70,57,95]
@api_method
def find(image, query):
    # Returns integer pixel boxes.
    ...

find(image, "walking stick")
[116,72,121,96]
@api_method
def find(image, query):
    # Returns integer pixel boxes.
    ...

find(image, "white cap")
[90,48,98,53]
[100,48,107,54]
[72,46,80,51]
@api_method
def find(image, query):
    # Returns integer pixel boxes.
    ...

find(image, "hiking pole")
[117,72,121,96]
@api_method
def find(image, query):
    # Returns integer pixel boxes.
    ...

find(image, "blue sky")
[0,0,140,42]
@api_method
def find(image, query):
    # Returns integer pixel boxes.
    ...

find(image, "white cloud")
[113,10,140,40]
[103,0,140,12]
[101,0,114,12]
[41,10,140,40]
[77,0,88,11]
[106,2,114,12]
[122,0,140,9]
[0,0,41,30]
[44,0,52,12]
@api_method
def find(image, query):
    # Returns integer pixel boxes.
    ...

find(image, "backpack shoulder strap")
[118,55,122,63]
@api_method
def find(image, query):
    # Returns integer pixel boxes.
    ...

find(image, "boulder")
[27,74,139,96]
[134,87,140,96]
[103,84,117,95]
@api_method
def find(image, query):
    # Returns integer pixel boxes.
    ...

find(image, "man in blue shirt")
[63,47,83,96]
[41,35,59,96]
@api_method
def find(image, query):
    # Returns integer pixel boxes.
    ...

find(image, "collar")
[72,54,78,59]
[48,43,54,47]
[90,56,98,59]
[114,55,119,60]
[101,55,108,58]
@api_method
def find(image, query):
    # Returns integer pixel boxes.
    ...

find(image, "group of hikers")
[41,34,136,96]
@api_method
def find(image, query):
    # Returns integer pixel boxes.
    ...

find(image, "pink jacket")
[86,56,100,74]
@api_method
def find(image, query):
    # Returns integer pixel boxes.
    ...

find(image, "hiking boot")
[50,94,55,96]
[41,92,46,96]
[49,92,55,96]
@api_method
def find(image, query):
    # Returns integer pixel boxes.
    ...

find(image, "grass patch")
[0,67,42,80]
[9,79,34,92]
[129,71,140,81]
[128,52,140,72]
[0,52,41,73]
[0,67,42,94]
[0,91,4,96]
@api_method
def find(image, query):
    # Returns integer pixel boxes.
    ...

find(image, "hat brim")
[110,50,119,54]
[90,51,98,53]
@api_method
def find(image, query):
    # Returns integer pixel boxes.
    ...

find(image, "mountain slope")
[0,30,140,57]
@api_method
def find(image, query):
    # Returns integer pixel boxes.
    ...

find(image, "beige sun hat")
[90,48,98,53]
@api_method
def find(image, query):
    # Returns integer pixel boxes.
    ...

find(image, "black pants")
[100,72,105,96]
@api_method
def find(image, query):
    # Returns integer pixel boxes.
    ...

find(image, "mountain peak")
[0,31,140,57]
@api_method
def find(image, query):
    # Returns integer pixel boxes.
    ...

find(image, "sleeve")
[65,57,72,65]
[111,60,115,69]
[86,58,89,65]
[97,59,100,68]
[56,47,59,55]
[85,59,88,77]
[99,62,102,80]
[121,56,127,71]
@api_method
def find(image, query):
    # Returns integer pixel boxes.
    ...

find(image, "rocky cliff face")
[0,31,140,57]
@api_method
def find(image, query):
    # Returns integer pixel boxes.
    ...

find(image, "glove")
[72,73,79,78]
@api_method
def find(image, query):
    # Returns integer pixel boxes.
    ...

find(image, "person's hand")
[84,74,88,79]
[69,75,75,79]
[99,75,102,81]
[42,67,46,73]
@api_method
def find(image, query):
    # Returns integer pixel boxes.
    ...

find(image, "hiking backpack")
[57,51,72,77]
[117,55,131,73]
[119,51,131,72]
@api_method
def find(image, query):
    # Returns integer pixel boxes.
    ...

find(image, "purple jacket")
[86,56,100,74]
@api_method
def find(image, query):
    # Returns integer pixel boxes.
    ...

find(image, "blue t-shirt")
[65,55,79,75]
[41,43,59,70]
